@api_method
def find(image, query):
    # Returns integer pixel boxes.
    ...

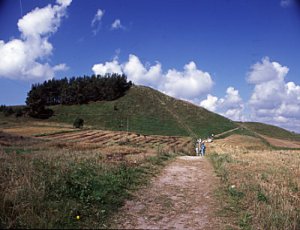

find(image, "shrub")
[3,107,14,117]
[73,118,84,129]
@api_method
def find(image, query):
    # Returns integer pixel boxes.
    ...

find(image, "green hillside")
[50,86,237,137]
[238,122,300,141]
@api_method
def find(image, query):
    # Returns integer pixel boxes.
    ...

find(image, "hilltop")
[49,86,237,137]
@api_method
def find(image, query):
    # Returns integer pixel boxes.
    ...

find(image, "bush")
[3,107,14,117]
[73,118,84,129]
[15,108,24,118]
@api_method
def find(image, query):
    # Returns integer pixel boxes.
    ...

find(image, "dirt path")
[214,127,240,138]
[111,156,221,229]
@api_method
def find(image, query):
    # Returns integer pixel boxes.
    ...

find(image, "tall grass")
[209,150,300,229]
[0,146,177,228]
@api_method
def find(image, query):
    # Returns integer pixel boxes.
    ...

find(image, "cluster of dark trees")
[22,74,131,118]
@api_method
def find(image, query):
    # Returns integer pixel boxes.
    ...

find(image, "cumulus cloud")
[199,94,218,112]
[92,59,122,76]
[247,57,300,132]
[163,62,213,100]
[92,54,214,100]
[200,87,244,121]
[111,19,125,30]
[0,0,71,81]
[122,55,162,87]
[247,57,289,84]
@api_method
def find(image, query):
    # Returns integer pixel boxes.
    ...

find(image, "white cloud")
[92,59,123,76]
[200,87,244,121]
[221,87,243,109]
[53,63,69,71]
[91,9,104,35]
[92,54,213,100]
[247,57,300,132]
[123,54,162,87]
[111,19,125,30]
[0,0,71,81]
[56,0,72,7]
[247,57,289,84]
[91,9,104,27]
[162,62,213,100]
[200,94,218,111]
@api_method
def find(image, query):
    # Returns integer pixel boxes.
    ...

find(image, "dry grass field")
[260,135,300,149]
[1,120,300,229]
[0,123,192,228]
[1,121,75,136]
[209,134,300,229]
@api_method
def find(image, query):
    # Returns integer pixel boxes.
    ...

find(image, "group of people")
[195,138,206,157]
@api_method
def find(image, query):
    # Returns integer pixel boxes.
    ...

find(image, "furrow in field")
[45,130,93,140]
[81,132,111,142]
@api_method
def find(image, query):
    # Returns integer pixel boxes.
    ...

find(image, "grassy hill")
[49,86,237,137]
[238,122,300,141]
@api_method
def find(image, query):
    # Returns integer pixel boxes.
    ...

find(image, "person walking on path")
[195,138,202,156]
[200,142,206,156]
[195,143,199,156]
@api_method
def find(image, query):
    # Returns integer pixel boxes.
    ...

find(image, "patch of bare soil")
[111,156,222,229]
[261,135,300,148]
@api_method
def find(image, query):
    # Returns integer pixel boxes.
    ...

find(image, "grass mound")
[50,86,237,137]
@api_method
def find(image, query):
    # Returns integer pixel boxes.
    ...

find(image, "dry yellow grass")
[2,126,74,136]
[261,135,300,148]
[0,127,189,228]
[210,134,269,153]
[209,134,300,229]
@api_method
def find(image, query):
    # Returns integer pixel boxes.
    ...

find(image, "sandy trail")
[111,156,221,229]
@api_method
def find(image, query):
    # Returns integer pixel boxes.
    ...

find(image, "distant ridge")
[239,122,300,141]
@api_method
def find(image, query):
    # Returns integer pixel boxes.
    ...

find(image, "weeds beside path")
[111,156,222,229]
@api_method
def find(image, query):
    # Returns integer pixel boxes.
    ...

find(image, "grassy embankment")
[209,135,300,229]
[239,122,300,141]
[49,86,237,137]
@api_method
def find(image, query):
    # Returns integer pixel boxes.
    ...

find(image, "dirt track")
[112,156,221,229]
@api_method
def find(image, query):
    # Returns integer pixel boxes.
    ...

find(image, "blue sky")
[0,0,300,132]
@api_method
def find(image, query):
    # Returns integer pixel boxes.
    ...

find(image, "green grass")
[49,86,237,137]
[0,148,177,229]
[239,122,300,141]
[3,147,34,154]
[214,127,258,140]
